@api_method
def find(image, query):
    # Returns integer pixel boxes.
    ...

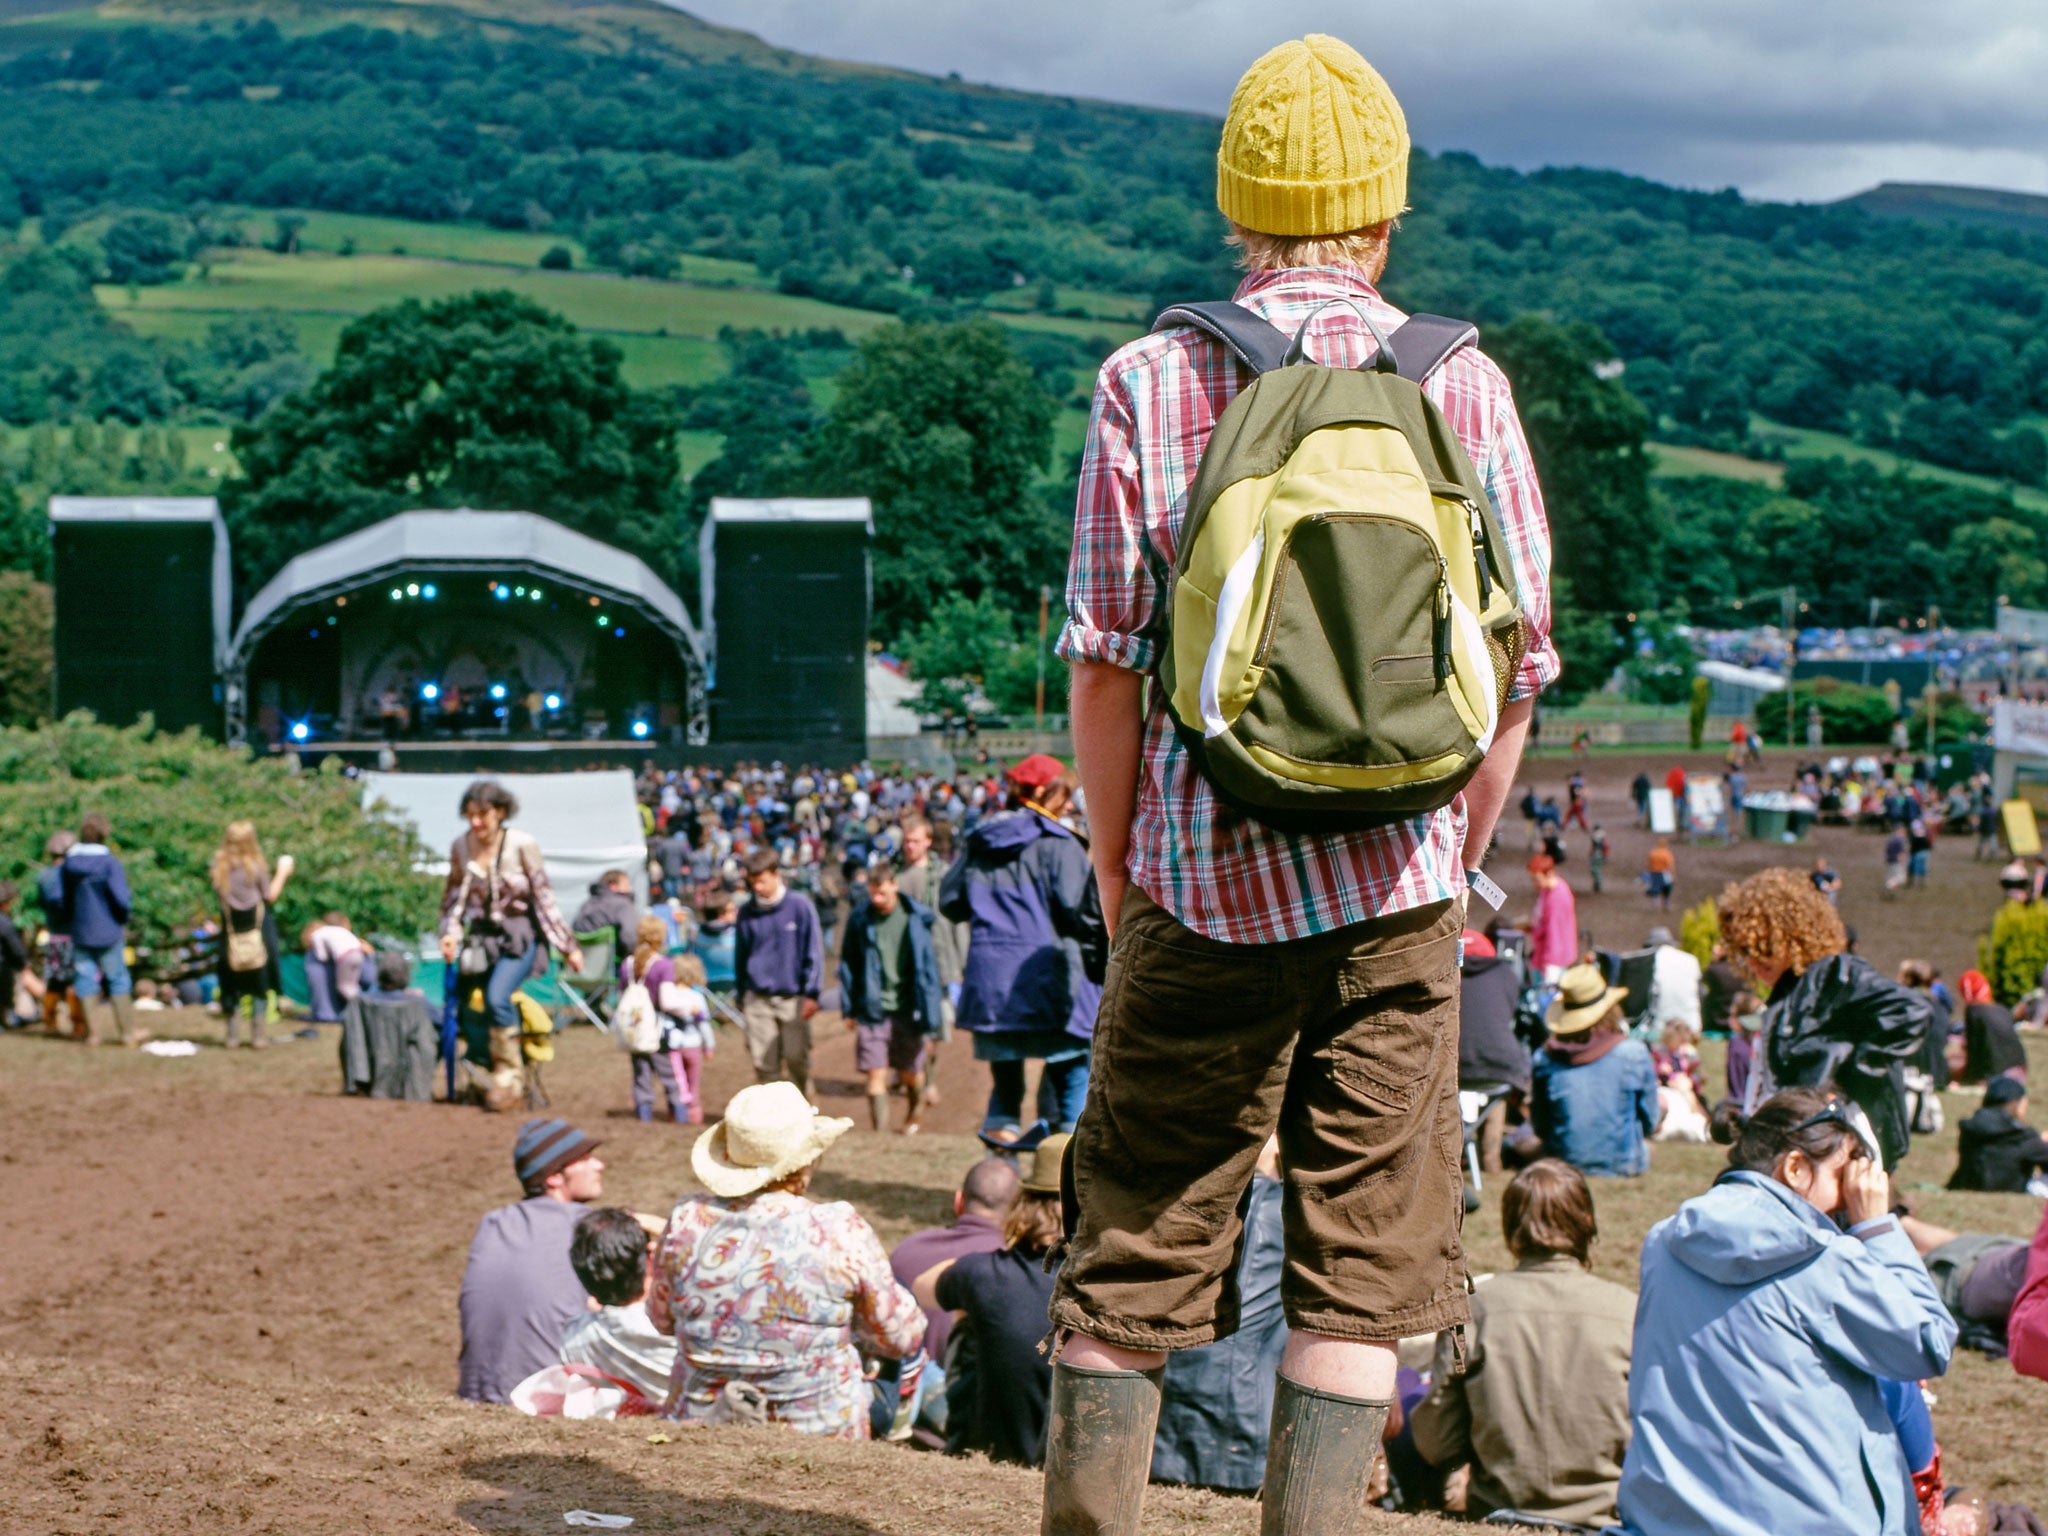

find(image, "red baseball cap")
[1461,929,1496,957]
[1005,753,1066,790]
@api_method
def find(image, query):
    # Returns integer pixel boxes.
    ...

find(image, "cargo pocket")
[1328,920,1459,1110]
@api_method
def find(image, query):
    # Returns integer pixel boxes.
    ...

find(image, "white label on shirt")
[1466,868,1507,911]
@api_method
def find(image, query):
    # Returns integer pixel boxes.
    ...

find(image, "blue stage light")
[631,720,650,739]
[495,585,510,600]
[489,684,506,700]
[613,627,625,638]
[289,721,310,742]
[544,693,561,710]
[422,584,437,599]
[421,682,439,701]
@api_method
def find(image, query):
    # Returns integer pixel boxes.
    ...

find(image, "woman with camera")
[1615,1087,1955,1536]
[439,779,580,1108]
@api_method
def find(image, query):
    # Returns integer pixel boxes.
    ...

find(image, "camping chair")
[689,931,747,1033]
[1459,1084,1514,1194]
[557,927,618,1031]
[1612,948,1660,1033]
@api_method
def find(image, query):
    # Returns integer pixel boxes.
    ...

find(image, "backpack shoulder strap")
[1386,313,1479,383]
[1152,300,1292,376]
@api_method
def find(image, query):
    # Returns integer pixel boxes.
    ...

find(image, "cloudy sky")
[670,0,2048,204]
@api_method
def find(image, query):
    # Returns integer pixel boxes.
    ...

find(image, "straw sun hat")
[1545,962,1629,1037]
[692,1082,853,1198]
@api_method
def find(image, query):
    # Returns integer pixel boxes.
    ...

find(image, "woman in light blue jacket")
[1616,1086,1955,1536]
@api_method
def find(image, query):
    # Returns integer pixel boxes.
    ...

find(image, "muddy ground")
[2,750,2043,1531]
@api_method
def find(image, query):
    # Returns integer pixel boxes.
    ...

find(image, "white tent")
[361,769,649,922]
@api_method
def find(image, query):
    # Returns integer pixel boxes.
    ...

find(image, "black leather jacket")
[1764,954,1932,1169]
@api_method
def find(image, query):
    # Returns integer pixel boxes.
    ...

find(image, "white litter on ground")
[138,1040,200,1057]
[564,1515,633,1529]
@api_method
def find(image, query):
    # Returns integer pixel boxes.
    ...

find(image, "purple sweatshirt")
[734,887,824,998]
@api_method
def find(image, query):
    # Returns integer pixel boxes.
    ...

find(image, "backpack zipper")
[1434,557,1453,684]
[1464,500,1493,610]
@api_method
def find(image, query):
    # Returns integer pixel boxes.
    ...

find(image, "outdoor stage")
[225,510,707,751]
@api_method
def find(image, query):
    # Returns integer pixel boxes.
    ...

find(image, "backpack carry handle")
[1283,297,1399,372]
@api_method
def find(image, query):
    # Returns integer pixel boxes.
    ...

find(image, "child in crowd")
[661,953,715,1126]
[620,919,688,1124]
[619,920,715,1125]
[1725,990,1762,1105]
[559,1207,677,1407]
[132,977,166,1011]
[1651,1020,1709,1143]
[1642,837,1676,911]
[1884,826,1908,898]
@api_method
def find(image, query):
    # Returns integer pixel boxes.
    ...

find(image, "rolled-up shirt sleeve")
[1056,367,1161,673]
[1481,389,1560,701]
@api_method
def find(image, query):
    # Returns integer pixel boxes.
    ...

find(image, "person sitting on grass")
[1949,1077,2048,1195]
[916,1133,1069,1467]
[1616,1088,1955,1536]
[1529,963,1661,1178]
[1410,1160,1637,1528]
[457,1119,606,1404]
[838,860,945,1134]
[558,1207,676,1407]
[889,1155,1018,1444]
[647,1081,924,1437]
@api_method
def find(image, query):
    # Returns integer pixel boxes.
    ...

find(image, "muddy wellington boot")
[1040,1361,1163,1536]
[1259,1376,1392,1536]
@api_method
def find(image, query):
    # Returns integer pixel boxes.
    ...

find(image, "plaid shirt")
[1057,266,1558,944]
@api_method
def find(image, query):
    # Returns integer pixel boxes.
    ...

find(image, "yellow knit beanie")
[1216,35,1409,237]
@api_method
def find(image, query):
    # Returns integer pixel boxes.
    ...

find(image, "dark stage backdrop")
[54,516,221,734]
[704,502,869,761]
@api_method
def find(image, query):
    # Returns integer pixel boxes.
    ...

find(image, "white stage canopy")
[362,769,649,923]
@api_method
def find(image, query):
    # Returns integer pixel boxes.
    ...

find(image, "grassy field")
[97,246,895,390]
[1647,440,1786,485]
[1,421,241,479]
[1751,417,2048,512]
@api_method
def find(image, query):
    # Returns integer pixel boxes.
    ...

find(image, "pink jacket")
[2009,1203,2048,1381]
[1528,880,1579,972]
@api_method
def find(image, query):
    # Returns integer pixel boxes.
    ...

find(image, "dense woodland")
[3,11,2048,712]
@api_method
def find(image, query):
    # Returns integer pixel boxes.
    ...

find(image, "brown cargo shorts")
[1049,886,1469,1349]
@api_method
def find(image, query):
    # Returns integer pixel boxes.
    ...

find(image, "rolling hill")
[1839,181,2048,240]
[5,0,2048,639]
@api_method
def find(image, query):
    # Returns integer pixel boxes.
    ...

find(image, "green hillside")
[1839,181,2048,240]
[5,0,2048,651]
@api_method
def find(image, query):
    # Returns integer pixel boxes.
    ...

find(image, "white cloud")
[666,0,2048,202]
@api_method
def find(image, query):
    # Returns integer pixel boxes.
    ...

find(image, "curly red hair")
[1715,868,1847,976]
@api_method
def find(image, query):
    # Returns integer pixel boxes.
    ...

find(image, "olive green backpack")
[1154,299,1528,831]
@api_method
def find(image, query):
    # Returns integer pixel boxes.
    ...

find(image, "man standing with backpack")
[1044,35,1554,1535]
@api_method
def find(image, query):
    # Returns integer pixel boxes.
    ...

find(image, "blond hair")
[210,820,269,899]
[632,915,667,977]
[1227,219,1393,280]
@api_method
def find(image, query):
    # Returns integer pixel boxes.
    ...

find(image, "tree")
[224,291,680,588]
[0,573,52,725]
[1947,518,2048,623]
[898,590,1061,717]
[100,211,185,286]
[1486,316,1659,623]
[795,318,1058,638]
